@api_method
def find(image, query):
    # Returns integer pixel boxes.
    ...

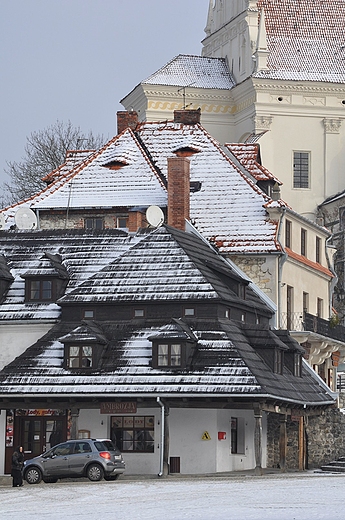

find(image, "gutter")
[156,396,165,477]
[0,391,336,408]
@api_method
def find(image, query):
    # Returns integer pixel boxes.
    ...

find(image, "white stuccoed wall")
[0,322,57,370]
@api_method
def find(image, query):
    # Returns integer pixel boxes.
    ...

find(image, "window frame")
[293,151,310,189]
[316,236,321,264]
[285,219,292,249]
[26,278,54,302]
[84,217,104,230]
[157,343,182,368]
[294,353,302,377]
[301,228,307,257]
[111,415,154,453]
[67,344,94,369]
[274,349,283,375]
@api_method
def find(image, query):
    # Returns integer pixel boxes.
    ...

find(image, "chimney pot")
[174,108,201,125]
[167,157,190,231]
[117,111,139,135]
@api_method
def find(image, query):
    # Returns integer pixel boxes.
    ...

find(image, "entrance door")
[22,417,65,458]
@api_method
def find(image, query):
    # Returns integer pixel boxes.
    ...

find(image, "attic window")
[26,279,54,302]
[294,353,302,377]
[85,218,104,230]
[83,309,95,319]
[158,343,182,367]
[173,146,200,158]
[102,159,129,170]
[134,309,145,318]
[274,349,283,375]
[184,308,195,317]
[68,345,93,368]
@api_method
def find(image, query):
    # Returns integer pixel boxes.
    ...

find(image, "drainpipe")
[157,396,165,477]
[325,235,338,318]
[277,208,287,329]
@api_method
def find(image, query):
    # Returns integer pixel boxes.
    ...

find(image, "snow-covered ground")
[1,473,343,519]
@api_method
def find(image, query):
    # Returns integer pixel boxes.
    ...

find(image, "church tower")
[202,1,262,83]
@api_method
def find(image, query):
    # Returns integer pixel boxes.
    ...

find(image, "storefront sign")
[16,409,65,417]
[100,402,137,414]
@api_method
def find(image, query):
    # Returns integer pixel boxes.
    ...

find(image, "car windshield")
[94,440,115,452]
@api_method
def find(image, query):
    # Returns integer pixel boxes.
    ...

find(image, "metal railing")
[280,312,345,342]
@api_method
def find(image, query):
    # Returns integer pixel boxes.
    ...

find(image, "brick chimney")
[167,157,190,231]
[117,111,139,134]
[174,108,201,125]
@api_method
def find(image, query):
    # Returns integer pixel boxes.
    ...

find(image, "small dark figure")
[11,446,24,487]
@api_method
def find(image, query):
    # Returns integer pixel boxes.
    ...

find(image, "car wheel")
[86,463,104,482]
[43,477,58,483]
[104,474,120,481]
[25,467,42,485]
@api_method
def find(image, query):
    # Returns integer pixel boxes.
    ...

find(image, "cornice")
[143,89,232,102]
[253,81,345,95]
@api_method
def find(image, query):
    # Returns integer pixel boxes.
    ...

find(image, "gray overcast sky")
[0,0,209,186]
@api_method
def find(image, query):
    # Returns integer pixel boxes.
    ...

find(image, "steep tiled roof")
[0,317,334,405]
[0,120,283,255]
[136,121,282,254]
[0,229,143,320]
[142,54,235,89]
[255,0,345,83]
[225,143,282,184]
[60,225,270,315]
[0,129,167,221]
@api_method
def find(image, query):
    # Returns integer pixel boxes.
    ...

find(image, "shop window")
[111,416,154,452]
[26,279,54,301]
[293,151,310,188]
[67,345,93,368]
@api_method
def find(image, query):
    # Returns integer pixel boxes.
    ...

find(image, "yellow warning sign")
[201,431,211,441]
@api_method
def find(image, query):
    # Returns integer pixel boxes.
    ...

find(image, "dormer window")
[149,319,197,370]
[60,323,107,371]
[26,279,55,302]
[68,345,93,368]
[158,343,182,367]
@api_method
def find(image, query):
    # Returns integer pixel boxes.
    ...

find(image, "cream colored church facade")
[122,0,345,222]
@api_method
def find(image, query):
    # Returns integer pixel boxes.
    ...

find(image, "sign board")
[202,431,211,441]
[100,402,137,414]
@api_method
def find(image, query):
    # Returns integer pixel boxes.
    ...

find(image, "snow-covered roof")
[136,121,282,254]
[0,119,283,255]
[0,229,143,321]
[225,143,282,185]
[142,54,235,90]
[255,0,345,84]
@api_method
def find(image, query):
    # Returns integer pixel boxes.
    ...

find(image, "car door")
[68,441,93,476]
[43,442,75,477]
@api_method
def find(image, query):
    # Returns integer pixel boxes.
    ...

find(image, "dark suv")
[23,439,125,484]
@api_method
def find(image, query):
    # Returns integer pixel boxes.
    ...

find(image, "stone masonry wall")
[267,408,345,469]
